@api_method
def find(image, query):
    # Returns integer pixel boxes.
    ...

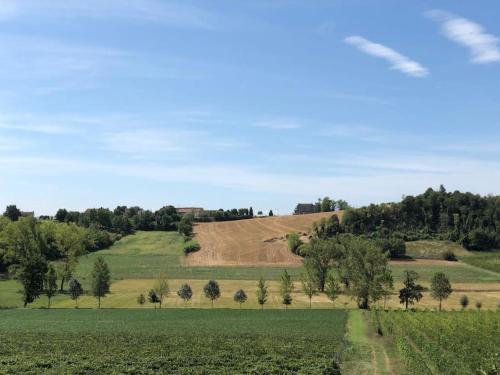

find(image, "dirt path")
[343,310,401,375]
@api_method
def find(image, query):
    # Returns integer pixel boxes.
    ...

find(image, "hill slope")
[186,212,339,266]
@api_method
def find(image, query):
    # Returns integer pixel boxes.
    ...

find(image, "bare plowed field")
[186,212,339,266]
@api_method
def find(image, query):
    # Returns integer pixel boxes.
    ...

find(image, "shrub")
[183,241,201,255]
[459,295,469,310]
[475,301,482,311]
[137,294,145,305]
[287,233,303,255]
[442,250,457,261]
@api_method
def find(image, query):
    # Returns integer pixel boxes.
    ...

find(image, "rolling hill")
[186,212,340,266]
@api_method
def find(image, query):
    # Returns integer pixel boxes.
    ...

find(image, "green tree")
[310,216,342,240]
[249,207,254,217]
[460,295,469,310]
[91,257,111,308]
[379,271,394,310]
[3,205,22,221]
[475,301,482,311]
[44,264,58,308]
[430,272,452,311]
[279,270,294,309]
[18,253,47,308]
[137,293,146,305]
[233,289,247,308]
[55,223,87,291]
[268,210,274,217]
[321,197,333,212]
[55,209,68,222]
[1,218,48,307]
[279,269,294,296]
[399,270,424,310]
[256,277,268,310]
[324,270,341,308]
[68,278,83,308]
[177,283,193,307]
[302,238,340,292]
[301,263,318,309]
[148,289,160,308]
[204,280,221,308]
[154,275,170,309]
[178,214,194,237]
[342,236,390,309]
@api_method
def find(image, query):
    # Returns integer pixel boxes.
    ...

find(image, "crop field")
[73,230,303,282]
[187,212,339,266]
[373,310,500,375]
[0,309,347,374]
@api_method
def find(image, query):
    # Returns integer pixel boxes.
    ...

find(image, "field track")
[186,212,339,266]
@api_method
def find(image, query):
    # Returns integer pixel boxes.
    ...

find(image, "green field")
[373,310,500,375]
[389,261,500,283]
[461,251,500,274]
[0,309,347,374]
[73,232,499,283]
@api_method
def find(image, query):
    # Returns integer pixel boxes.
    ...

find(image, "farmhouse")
[293,203,316,215]
[175,207,204,218]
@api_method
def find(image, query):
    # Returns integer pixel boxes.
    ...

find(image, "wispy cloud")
[101,128,246,158]
[426,10,500,64]
[344,36,429,77]
[2,0,215,29]
[320,125,384,142]
[253,119,303,130]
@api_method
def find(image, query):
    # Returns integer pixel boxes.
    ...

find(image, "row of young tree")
[342,186,500,251]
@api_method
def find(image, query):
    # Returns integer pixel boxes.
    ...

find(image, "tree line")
[196,207,255,222]
[342,186,500,251]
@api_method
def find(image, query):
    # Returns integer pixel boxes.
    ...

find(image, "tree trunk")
[159,300,162,309]
[211,300,214,309]
[48,297,51,309]
[309,297,312,309]
[98,296,101,309]
[60,277,65,292]
[405,299,408,311]
[439,299,442,311]
[358,297,369,310]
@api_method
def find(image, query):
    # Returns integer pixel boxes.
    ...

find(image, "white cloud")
[2,152,499,207]
[320,125,385,142]
[344,36,429,77]
[2,0,215,29]
[101,128,246,158]
[253,119,303,130]
[426,10,500,64]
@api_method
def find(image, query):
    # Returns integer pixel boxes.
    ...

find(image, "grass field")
[461,251,500,274]
[405,240,471,259]
[0,309,347,374]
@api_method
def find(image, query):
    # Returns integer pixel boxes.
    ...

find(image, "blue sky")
[0,0,499,216]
